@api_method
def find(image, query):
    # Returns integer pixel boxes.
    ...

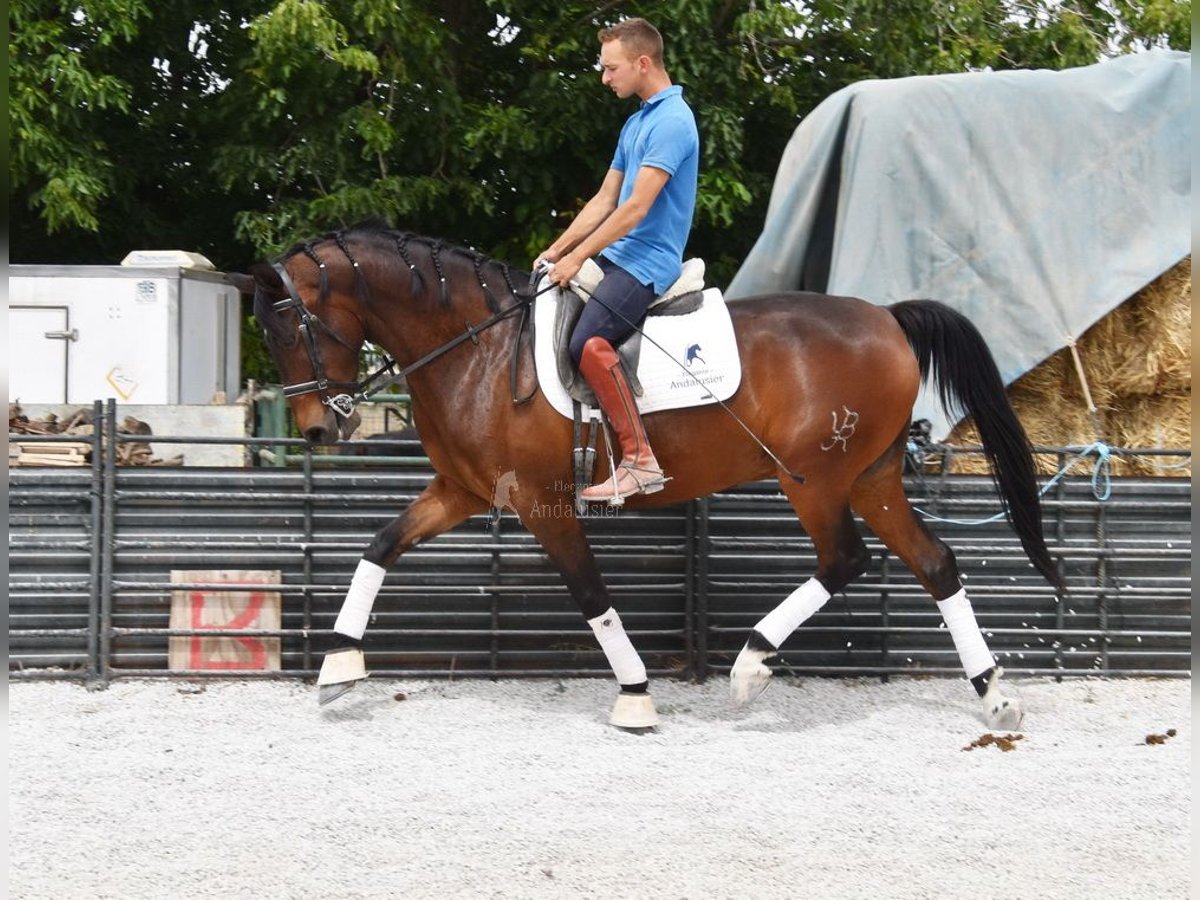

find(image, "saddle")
[551,258,706,406]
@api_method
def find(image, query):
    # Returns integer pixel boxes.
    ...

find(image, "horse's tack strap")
[272,262,360,398]
[359,294,537,398]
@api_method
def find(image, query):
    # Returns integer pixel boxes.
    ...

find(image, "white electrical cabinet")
[9,264,241,405]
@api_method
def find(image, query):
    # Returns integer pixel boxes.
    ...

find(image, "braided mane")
[279,220,524,314]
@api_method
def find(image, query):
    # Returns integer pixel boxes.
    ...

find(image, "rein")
[272,261,549,417]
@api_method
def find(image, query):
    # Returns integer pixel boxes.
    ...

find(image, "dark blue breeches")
[568,257,656,365]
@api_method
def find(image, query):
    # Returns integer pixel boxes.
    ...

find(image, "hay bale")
[1075,258,1191,401]
[946,345,1097,474]
[945,390,1101,475]
[1109,392,1192,477]
[943,258,1191,477]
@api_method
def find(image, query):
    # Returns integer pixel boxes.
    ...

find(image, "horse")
[229,221,1062,731]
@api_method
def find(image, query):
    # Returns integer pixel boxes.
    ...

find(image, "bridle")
[269,261,547,418]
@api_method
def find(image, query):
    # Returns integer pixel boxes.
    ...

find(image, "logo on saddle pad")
[669,338,723,392]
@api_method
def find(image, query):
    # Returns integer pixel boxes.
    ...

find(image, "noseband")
[269,261,547,418]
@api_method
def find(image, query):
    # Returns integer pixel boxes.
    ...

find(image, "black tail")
[889,299,1064,593]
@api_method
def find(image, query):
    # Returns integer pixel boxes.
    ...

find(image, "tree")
[10,0,267,266]
[12,0,1190,289]
[209,0,815,282]
[12,0,149,236]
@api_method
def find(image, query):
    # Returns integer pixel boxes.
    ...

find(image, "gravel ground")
[7,676,1191,899]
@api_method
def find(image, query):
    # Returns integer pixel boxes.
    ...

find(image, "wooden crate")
[168,570,282,671]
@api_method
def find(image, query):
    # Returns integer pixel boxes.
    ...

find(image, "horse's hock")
[946,258,1191,476]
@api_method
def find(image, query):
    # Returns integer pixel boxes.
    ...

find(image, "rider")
[534,17,699,502]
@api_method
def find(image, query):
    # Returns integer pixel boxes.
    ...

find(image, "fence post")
[98,398,117,686]
[85,399,105,688]
[489,512,502,680]
[302,447,315,673]
[1095,497,1110,673]
[695,497,710,682]
[683,499,697,681]
[253,387,288,467]
[1053,450,1067,682]
[879,553,891,684]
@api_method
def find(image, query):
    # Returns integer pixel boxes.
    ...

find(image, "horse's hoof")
[609,691,659,731]
[318,680,360,706]
[316,646,368,706]
[730,645,773,706]
[981,668,1025,730]
[983,694,1025,730]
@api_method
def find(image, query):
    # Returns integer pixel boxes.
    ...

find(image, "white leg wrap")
[937,588,995,679]
[754,578,831,648]
[588,608,647,686]
[333,559,386,640]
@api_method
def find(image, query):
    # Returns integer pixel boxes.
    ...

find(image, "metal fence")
[9,400,1191,685]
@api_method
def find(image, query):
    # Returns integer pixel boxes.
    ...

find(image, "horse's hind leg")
[730,481,871,705]
[317,474,488,705]
[850,439,1024,729]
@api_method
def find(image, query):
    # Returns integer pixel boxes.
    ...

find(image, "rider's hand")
[532,248,560,272]
[548,253,583,288]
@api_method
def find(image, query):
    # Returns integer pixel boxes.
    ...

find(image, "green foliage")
[12,0,1192,295]
[10,0,267,265]
[10,0,149,232]
[240,302,282,385]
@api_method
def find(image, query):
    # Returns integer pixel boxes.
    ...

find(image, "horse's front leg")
[317,474,488,705]
[516,496,659,731]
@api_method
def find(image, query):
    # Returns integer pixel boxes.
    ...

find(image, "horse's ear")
[228,263,286,299]
[225,272,256,295]
[250,261,282,289]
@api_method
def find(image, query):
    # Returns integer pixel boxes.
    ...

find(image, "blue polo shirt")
[601,84,699,294]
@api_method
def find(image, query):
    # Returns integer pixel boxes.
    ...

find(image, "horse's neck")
[366,275,521,397]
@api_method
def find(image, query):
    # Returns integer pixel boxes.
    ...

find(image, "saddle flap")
[551,283,644,405]
[647,291,703,317]
[571,257,606,302]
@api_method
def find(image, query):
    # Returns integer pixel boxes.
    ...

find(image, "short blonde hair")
[598,18,664,68]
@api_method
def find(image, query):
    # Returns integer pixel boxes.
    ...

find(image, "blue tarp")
[727,50,1191,439]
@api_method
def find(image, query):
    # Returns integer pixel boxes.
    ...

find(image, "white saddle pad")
[533,283,742,419]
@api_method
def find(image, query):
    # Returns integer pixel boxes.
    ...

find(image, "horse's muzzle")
[303,408,361,445]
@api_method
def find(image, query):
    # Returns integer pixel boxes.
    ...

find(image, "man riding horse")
[534,17,699,503]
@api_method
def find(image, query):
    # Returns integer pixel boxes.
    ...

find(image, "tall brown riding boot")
[578,336,668,502]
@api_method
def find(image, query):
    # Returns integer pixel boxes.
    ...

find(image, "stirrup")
[621,463,669,492]
[581,462,670,505]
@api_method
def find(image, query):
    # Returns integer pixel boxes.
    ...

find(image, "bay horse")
[229,222,1062,731]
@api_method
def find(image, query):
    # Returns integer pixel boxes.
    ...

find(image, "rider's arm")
[551,165,670,284]
[535,168,624,266]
